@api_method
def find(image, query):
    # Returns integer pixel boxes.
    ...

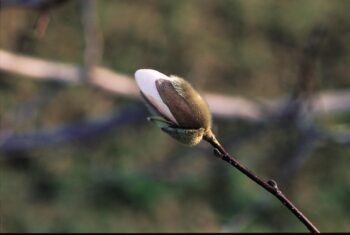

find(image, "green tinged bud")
[135,69,212,146]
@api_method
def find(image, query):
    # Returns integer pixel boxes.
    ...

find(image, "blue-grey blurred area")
[0,0,349,232]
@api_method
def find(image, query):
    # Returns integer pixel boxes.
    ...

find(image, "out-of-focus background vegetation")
[0,0,349,232]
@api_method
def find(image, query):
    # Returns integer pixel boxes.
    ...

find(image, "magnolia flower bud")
[135,69,212,145]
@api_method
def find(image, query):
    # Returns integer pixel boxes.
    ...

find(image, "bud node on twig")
[267,179,279,190]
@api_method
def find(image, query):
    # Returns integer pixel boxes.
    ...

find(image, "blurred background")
[0,0,349,232]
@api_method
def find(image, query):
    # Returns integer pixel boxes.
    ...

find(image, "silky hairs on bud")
[135,69,212,145]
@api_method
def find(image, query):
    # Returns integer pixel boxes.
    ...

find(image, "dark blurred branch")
[0,0,68,9]
[0,104,147,152]
[275,27,327,184]
[81,0,102,81]
[32,10,50,38]
[0,0,70,38]
[281,25,327,122]
[1,49,349,121]
[292,26,326,101]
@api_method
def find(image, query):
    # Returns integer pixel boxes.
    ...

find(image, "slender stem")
[203,130,320,233]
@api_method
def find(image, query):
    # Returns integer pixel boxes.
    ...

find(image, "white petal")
[134,69,178,124]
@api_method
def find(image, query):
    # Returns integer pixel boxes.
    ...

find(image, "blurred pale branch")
[1,49,349,121]
[1,49,349,155]
[0,49,139,97]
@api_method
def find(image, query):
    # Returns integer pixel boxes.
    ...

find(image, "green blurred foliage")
[0,0,349,232]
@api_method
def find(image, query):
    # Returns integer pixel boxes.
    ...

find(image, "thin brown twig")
[203,131,320,233]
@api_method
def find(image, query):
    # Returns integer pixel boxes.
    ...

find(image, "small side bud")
[267,179,278,190]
